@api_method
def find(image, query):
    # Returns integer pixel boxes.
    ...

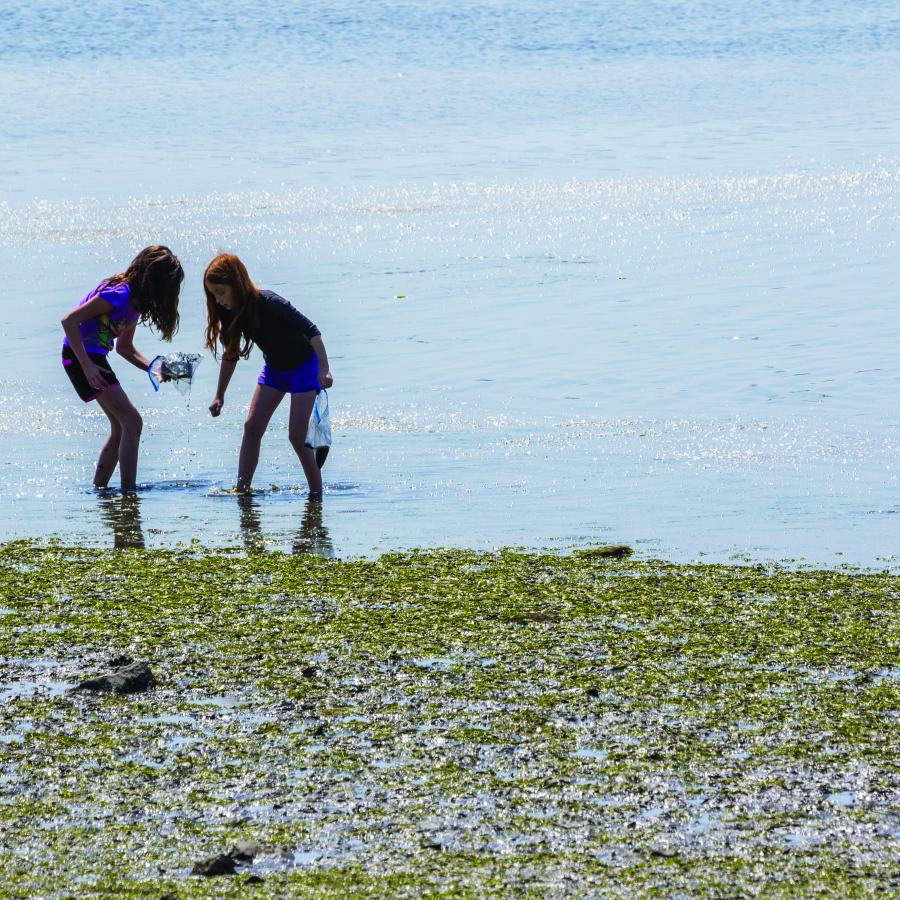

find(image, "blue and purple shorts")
[257,354,319,394]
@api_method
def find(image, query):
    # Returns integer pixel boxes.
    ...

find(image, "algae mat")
[0,542,898,897]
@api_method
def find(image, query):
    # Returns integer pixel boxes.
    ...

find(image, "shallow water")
[1,1,899,563]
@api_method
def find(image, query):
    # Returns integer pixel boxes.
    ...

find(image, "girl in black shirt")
[204,253,334,497]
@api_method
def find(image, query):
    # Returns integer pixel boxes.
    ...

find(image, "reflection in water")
[292,498,334,558]
[237,493,334,557]
[97,493,145,549]
[237,493,266,554]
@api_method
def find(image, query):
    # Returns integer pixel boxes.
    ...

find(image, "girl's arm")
[209,356,239,417]
[309,336,334,388]
[114,323,151,371]
[61,295,116,391]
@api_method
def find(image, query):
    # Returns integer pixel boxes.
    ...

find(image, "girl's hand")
[84,361,112,391]
[209,396,224,417]
[319,370,334,389]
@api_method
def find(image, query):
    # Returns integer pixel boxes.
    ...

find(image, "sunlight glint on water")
[1,1,898,563]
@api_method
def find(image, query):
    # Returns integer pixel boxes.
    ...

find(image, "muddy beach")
[0,541,897,896]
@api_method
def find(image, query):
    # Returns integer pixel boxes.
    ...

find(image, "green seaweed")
[0,541,898,896]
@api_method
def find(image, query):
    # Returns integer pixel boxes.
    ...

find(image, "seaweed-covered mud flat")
[0,543,898,897]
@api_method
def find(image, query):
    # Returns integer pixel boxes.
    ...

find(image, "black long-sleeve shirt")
[251,290,321,369]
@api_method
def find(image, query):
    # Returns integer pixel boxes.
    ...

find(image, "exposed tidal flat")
[0,542,897,896]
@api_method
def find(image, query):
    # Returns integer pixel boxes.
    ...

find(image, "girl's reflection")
[292,496,334,558]
[237,492,265,554]
[237,493,333,557]
[97,493,146,549]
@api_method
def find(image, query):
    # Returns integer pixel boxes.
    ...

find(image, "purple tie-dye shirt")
[62,281,139,355]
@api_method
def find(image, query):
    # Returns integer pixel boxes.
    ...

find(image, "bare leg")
[237,385,285,492]
[95,386,143,492]
[288,390,322,496]
[93,404,123,488]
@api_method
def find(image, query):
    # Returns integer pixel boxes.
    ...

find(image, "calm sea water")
[1,1,899,563]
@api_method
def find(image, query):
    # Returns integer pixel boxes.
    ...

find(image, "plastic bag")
[147,352,202,394]
[305,390,332,468]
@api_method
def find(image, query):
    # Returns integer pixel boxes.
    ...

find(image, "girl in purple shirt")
[61,245,184,492]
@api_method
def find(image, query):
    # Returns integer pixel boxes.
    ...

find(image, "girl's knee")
[243,418,267,442]
[288,430,307,449]
[123,411,143,436]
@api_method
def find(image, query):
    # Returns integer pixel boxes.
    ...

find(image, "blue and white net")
[148,352,202,395]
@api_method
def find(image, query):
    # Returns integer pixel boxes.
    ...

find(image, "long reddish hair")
[203,253,260,360]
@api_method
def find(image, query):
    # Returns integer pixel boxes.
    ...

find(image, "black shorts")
[62,345,120,402]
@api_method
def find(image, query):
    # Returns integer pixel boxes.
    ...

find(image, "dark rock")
[246,875,265,885]
[106,653,133,668]
[301,665,318,678]
[191,853,237,877]
[575,545,634,559]
[649,846,678,858]
[586,687,601,698]
[75,660,154,694]
[509,610,562,625]
[229,839,260,862]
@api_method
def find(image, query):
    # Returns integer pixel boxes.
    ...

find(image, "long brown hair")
[106,245,183,341]
[203,253,260,360]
